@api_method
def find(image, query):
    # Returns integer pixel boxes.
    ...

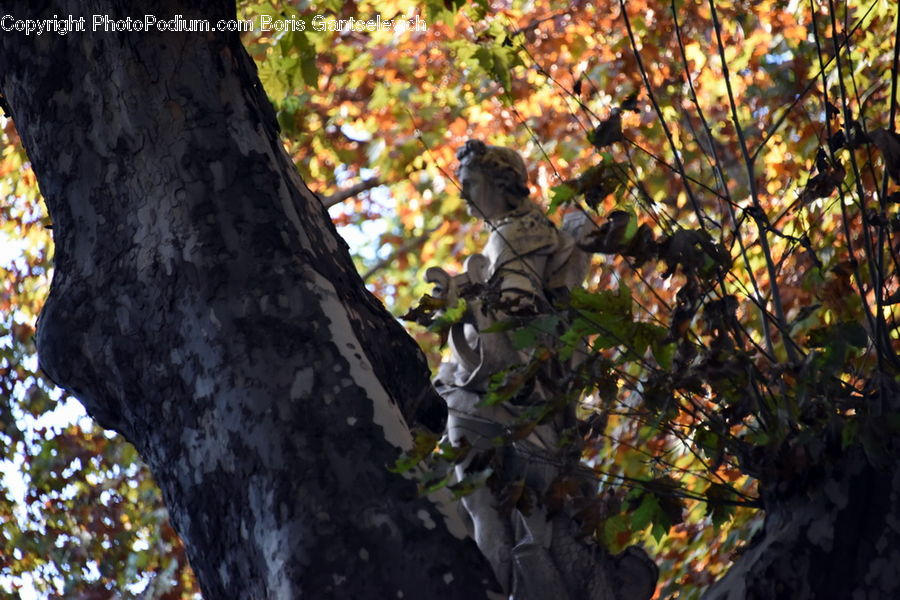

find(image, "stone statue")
[424,140,658,600]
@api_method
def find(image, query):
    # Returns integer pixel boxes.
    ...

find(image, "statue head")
[456,140,530,220]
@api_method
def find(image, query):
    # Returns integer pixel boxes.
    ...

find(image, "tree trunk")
[703,447,900,600]
[0,1,498,597]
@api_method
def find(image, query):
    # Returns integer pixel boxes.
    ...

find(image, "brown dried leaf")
[579,210,630,253]
[588,110,623,150]
[868,128,900,184]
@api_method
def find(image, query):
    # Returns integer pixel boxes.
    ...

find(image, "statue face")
[459,164,508,220]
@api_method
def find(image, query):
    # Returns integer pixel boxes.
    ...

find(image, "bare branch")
[708,0,797,364]
[362,227,437,282]
[321,177,382,209]
[619,0,709,231]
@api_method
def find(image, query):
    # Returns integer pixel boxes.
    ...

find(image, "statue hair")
[456,139,530,204]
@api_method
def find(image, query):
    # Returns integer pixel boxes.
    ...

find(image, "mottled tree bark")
[0,1,498,597]
[703,448,900,600]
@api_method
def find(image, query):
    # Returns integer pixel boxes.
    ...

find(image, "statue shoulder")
[487,206,558,261]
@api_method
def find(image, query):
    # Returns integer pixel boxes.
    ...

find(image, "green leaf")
[257,59,288,100]
[483,361,541,406]
[447,467,493,499]
[293,30,319,89]
[650,520,669,542]
[628,477,684,541]
[428,298,468,332]
[425,0,465,24]
[467,0,490,21]
[651,335,676,370]
[548,183,577,214]
[490,46,512,92]
[646,476,685,524]
[570,285,633,317]
[622,207,639,244]
[509,315,560,350]
[695,427,721,459]
[807,322,867,349]
[704,483,736,528]
[419,470,455,494]
[632,322,667,360]
[389,429,439,474]
[481,318,524,333]
[841,418,858,449]
[435,436,471,464]
[602,513,631,552]
[369,84,393,111]
[630,493,662,532]
[473,46,494,73]
[510,326,538,350]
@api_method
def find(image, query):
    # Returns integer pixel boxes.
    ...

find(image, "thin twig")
[890,5,900,135]
[671,1,769,362]
[362,227,436,281]
[708,0,797,363]
[619,0,710,231]
[510,9,574,37]
[750,0,880,163]
[825,0,899,369]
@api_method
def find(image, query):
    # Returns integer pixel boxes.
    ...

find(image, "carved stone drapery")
[424,140,658,600]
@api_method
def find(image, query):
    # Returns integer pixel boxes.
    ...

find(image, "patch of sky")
[0,228,29,271]
[327,163,396,268]
[0,222,92,599]
[764,50,795,65]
